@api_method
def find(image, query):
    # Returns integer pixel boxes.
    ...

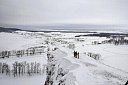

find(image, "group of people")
[73,51,79,59]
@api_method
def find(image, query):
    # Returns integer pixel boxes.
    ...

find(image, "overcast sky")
[0,0,128,26]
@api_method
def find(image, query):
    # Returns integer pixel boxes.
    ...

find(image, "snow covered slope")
[0,31,128,85]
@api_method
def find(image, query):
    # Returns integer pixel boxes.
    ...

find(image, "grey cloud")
[0,0,128,25]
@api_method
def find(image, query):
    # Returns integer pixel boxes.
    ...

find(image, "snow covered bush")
[0,61,44,77]
[87,52,101,60]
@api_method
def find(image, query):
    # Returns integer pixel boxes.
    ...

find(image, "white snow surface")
[0,31,128,85]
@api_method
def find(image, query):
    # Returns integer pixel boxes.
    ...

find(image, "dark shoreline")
[1,27,128,38]
[0,26,97,33]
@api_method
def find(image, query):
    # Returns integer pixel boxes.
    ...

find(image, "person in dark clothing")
[125,80,128,85]
[74,51,77,58]
[73,51,75,58]
[73,51,80,59]
[77,52,79,59]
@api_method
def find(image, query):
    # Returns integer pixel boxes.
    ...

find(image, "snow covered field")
[0,31,128,85]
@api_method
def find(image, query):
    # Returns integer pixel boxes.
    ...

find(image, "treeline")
[45,50,70,85]
[45,53,56,85]
[75,33,128,37]
[92,36,128,45]
[0,46,45,58]
[0,61,45,77]
[102,37,128,45]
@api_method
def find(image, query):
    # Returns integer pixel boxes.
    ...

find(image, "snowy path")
[57,45,128,85]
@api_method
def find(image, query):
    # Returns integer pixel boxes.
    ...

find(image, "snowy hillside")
[0,30,128,85]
